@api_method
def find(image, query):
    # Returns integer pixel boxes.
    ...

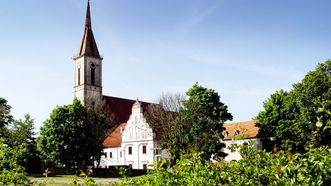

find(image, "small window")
[222,131,228,138]
[103,152,107,158]
[78,68,81,85]
[128,147,132,155]
[142,145,147,154]
[90,63,96,85]
[109,152,113,158]
[143,164,147,170]
[120,151,122,158]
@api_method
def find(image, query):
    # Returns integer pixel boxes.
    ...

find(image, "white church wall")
[223,138,262,161]
[121,102,155,169]
[99,101,157,169]
[99,147,121,168]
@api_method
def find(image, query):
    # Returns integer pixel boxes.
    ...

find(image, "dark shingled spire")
[76,0,101,59]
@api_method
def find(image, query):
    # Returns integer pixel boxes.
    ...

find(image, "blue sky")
[1,0,331,132]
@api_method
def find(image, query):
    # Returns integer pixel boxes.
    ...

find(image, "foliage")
[0,97,13,138]
[166,83,233,161]
[0,138,30,185]
[256,60,331,152]
[70,172,97,186]
[0,138,28,171]
[117,145,331,186]
[7,114,35,147]
[0,169,30,186]
[6,114,41,173]
[37,99,111,171]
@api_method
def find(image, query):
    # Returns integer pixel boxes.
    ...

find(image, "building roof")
[76,0,101,59]
[103,123,126,148]
[102,96,153,148]
[102,96,151,124]
[223,120,259,140]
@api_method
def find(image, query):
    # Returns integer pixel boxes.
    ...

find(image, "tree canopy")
[256,60,331,152]
[37,99,111,171]
[0,97,13,138]
[166,83,233,161]
[5,114,41,173]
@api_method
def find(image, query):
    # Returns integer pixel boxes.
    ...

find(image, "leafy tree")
[37,99,111,171]
[166,83,233,161]
[256,60,331,152]
[6,114,42,173]
[256,90,300,151]
[0,97,13,138]
[0,138,30,185]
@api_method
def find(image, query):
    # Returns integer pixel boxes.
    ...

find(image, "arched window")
[90,63,96,85]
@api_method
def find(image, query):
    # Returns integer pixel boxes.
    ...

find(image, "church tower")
[73,0,103,107]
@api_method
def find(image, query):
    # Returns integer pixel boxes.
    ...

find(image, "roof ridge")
[102,95,155,105]
[224,120,256,125]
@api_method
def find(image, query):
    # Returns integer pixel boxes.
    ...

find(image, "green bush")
[117,145,331,186]
[0,138,30,185]
[0,168,29,186]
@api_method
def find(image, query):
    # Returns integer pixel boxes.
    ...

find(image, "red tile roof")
[223,120,259,140]
[102,96,153,148]
[103,123,126,148]
[102,96,151,124]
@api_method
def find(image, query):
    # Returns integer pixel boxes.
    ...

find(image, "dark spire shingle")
[77,0,101,59]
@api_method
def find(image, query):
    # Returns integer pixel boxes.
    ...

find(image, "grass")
[28,175,120,186]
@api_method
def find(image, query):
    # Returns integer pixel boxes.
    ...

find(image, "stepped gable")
[223,120,259,140]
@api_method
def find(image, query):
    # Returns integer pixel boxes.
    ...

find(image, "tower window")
[78,68,81,85]
[90,63,96,85]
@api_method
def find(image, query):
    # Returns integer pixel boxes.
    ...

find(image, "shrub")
[0,138,30,185]
[116,145,331,185]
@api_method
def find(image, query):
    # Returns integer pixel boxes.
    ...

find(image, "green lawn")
[28,175,120,186]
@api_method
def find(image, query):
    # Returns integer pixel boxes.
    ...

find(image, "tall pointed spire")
[76,0,102,59]
[85,0,91,29]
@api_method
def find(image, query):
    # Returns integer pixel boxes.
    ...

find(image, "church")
[73,1,261,169]
[73,1,160,170]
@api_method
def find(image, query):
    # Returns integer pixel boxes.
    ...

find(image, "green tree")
[7,114,35,147]
[256,90,300,151]
[0,97,13,138]
[6,114,42,173]
[256,60,331,152]
[37,99,111,171]
[0,138,30,185]
[166,83,233,161]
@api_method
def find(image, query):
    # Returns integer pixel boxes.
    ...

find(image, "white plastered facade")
[100,102,160,169]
